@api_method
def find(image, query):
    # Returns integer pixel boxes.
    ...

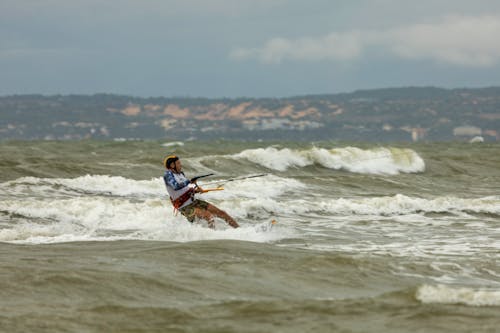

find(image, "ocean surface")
[1,140,499,333]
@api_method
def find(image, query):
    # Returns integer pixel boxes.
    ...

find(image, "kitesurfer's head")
[164,155,180,171]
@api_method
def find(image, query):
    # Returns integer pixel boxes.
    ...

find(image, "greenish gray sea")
[1,140,499,332]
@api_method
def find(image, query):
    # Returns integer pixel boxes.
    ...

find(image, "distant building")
[483,130,499,140]
[411,128,427,142]
[400,126,427,142]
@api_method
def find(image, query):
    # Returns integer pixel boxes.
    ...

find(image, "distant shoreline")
[1,86,499,142]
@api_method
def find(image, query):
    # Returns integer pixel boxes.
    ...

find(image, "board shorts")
[179,199,209,222]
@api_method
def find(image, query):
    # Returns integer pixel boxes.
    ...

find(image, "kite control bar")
[190,173,214,183]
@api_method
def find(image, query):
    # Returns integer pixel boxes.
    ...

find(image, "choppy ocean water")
[1,140,499,332]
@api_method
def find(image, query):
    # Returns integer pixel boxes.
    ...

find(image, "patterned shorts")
[179,199,209,222]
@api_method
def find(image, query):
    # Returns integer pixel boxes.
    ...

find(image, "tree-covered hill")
[1,87,499,142]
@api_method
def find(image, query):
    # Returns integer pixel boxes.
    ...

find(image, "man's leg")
[206,203,239,228]
[192,208,215,229]
[187,200,239,229]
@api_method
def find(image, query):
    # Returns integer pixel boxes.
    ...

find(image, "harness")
[170,187,195,211]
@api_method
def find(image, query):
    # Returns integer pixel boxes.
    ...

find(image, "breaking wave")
[231,146,425,174]
[417,284,500,307]
[2,173,499,245]
[0,174,299,244]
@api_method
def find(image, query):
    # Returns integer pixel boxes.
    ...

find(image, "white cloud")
[388,15,500,66]
[230,15,500,67]
[231,32,364,64]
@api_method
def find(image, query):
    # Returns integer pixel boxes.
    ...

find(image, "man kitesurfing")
[163,155,239,229]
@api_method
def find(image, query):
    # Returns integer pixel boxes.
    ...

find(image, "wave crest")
[232,146,425,174]
[416,284,500,307]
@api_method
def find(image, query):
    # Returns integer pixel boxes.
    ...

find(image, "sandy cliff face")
[123,101,325,122]
[163,105,190,118]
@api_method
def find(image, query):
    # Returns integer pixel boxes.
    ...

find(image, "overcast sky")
[2,0,500,98]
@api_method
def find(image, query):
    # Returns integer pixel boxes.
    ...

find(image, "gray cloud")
[2,0,500,97]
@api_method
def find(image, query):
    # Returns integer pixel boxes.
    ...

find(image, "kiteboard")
[254,219,278,232]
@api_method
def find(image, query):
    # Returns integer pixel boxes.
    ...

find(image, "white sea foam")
[416,284,500,306]
[57,175,163,197]
[233,147,311,171]
[3,175,499,223]
[0,196,293,244]
[0,174,298,244]
[2,175,165,198]
[1,173,302,200]
[161,141,185,147]
[313,194,500,216]
[2,173,499,251]
[217,193,500,218]
[232,146,425,174]
[5,174,500,217]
